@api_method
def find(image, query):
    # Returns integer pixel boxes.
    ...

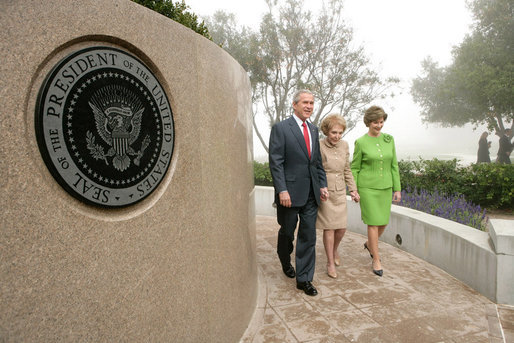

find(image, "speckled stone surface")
[0,1,255,342]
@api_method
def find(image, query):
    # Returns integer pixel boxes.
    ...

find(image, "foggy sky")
[186,0,493,164]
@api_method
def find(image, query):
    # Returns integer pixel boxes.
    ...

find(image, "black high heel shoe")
[372,261,383,277]
[363,242,373,258]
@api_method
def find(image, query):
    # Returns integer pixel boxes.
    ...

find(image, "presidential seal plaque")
[35,46,174,207]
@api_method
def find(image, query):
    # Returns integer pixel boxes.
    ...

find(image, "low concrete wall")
[254,185,277,217]
[255,186,513,305]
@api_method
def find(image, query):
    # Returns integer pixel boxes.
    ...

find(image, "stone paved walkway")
[241,216,513,343]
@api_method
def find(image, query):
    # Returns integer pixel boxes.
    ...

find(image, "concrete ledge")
[489,219,514,255]
[488,219,514,305]
[254,186,513,305]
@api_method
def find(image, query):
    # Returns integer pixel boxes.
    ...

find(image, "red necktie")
[302,122,311,159]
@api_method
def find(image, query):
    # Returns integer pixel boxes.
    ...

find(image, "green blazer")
[351,133,401,191]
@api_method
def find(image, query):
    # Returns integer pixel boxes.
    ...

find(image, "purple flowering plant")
[398,187,488,231]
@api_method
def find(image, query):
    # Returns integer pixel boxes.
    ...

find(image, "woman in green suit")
[351,106,401,277]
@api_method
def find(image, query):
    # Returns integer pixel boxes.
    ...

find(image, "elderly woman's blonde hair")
[320,114,347,136]
[363,106,388,127]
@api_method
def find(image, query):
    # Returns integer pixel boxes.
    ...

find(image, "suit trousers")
[276,188,318,283]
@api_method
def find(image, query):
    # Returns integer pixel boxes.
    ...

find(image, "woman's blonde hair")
[363,105,388,127]
[320,114,347,136]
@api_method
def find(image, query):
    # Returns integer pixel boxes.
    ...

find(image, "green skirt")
[359,187,393,226]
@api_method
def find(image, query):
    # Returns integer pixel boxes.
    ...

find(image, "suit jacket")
[320,138,357,193]
[351,133,401,191]
[269,116,327,207]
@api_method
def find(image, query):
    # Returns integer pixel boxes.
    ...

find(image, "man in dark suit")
[497,128,513,164]
[268,89,328,296]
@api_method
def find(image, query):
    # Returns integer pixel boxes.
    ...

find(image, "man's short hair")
[292,89,314,104]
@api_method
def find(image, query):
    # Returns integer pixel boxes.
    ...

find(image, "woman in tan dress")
[316,114,360,279]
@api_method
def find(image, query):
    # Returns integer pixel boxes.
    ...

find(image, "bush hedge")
[399,158,514,210]
[253,161,273,187]
[255,159,514,210]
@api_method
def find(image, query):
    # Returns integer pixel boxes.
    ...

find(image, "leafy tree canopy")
[411,0,513,134]
[206,0,398,153]
[131,0,211,40]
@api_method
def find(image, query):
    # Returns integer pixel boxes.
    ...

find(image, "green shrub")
[131,0,211,40]
[458,163,514,209]
[398,158,461,195]
[399,158,514,210]
[254,161,273,186]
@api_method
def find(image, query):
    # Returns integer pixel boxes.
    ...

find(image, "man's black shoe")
[282,264,295,278]
[296,281,318,296]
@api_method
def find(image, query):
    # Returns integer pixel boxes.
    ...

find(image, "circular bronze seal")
[35,46,174,207]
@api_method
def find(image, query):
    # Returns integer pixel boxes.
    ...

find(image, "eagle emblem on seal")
[86,85,150,172]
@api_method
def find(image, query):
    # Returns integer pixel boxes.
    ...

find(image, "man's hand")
[279,191,292,208]
[320,187,329,201]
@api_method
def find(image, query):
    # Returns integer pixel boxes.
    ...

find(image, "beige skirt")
[316,189,348,230]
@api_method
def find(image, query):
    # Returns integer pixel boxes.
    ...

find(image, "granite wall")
[0,0,256,341]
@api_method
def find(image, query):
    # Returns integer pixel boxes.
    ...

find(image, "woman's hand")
[320,187,329,201]
[350,190,360,203]
[392,191,401,203]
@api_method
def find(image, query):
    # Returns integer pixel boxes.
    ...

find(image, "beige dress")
[316,138,357,230]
